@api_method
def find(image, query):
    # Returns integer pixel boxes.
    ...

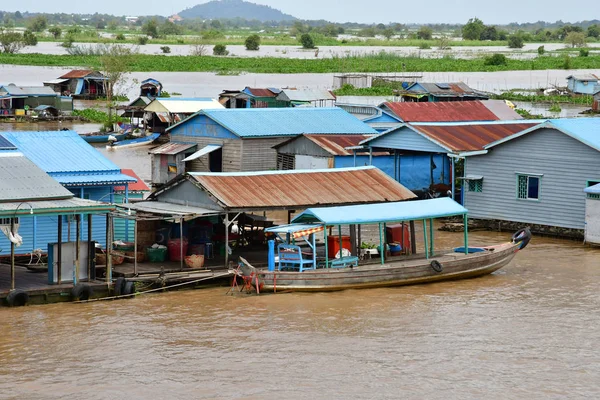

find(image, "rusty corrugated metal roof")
[383,101,500,122]
[148,142,196,155]
[188,166,416,210]
[304,134,374,156]
[59,69,96,79]
[114,169,150,192]
[413,122,538,152]
[245,88,277,97]
[410,82,487,98]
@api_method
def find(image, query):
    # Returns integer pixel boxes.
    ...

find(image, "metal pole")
[463,214,469,254]
[338,225,343,259]
[423,219,429,259]
[75,214,80,284]
[324,227,328,268]
[180,217,184,271]
[10,218,15,291]
[87,214,92,281]
[58,216,63,285]
[134,218,138,275]
[224,214,229,267]
[106,214,113,285]
[451,157,456,200]
[379,223,384,265]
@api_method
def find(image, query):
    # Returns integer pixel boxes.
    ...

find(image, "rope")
[73,272,232,304]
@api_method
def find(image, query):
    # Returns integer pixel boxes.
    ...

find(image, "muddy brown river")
[1,229,598,399]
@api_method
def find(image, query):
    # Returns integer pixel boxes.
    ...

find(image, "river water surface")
[1,229,598,399]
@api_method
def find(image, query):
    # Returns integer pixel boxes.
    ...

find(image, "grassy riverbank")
[1,52,600,73]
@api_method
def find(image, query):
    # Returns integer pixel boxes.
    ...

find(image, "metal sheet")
[119,201,221,217]
[0,197,114,216]
[182,144,222,162]
[188,166,416,210]
[148,142,196,155]
[383,101,500,122]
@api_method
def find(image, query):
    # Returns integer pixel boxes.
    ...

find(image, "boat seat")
[329,256,359,268]
[277,244,315,272]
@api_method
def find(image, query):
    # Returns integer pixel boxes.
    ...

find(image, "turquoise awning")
[292,198,468,225]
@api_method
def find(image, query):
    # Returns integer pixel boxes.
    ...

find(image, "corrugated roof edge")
[189,165,377,177]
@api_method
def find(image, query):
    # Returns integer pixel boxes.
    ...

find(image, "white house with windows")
[462,118,600,231]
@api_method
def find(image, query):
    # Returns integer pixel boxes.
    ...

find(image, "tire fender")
[430,260,443,273]
[6,289,29,307]
[71,283,93,301]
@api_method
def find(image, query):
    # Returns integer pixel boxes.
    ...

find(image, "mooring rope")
[73,272,233,304]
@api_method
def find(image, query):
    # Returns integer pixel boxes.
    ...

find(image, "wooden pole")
[10,218,15,291]
[423,219,429,259]
[180,217,184,271]
[324,227,328,268]
[409,220,416,255]
[338,225,343,258]
[429,218,434,256]
[87,214,92,281]
[379,223,384,265]
[463,214,469,254]
[106,214,113,285]
[57,216,63,285]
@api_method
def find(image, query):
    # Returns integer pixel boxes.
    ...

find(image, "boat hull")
[81,133,128,143]
[248,242,520,292]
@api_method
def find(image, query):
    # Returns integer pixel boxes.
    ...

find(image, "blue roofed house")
[461,118,600,236]
[0,131,136,254]
[566,74,599,95]
[0,84,73,116]
[399,82,488,102]
[153,108,377,187]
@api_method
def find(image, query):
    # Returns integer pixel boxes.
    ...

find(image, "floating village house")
[0,146,115,296]
[276,88,336,107]
[143,98,224,133]
[113,169,150,242]
[359,120,538,199]
[218,87,287,109]
[0,131,136,255]
[584,183,600,245]
[460,118,600,236]
[379,100,522,122]
[398,82,488,102]
[150,108,377,187]
[44,70,107,99]
[0,84,73,116]
[566,74,599,95]
[273,134,394,176]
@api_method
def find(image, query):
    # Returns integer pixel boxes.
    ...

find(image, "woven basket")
[96,253,107,265]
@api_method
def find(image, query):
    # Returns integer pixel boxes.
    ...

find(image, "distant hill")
[179,0,297,22]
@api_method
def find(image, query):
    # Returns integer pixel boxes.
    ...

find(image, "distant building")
[168,14,183,23]
[125,16,139,23]
[143,97,224,133]
[399,82,488,102]
[276,88,336,107]
[566,74,599,95]
[45,70,107,99]
[0,84,73,116]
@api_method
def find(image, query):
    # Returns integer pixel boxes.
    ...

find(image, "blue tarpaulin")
[293,198,467,225]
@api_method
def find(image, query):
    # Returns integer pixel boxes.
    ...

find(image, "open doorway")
[209,147,223,172]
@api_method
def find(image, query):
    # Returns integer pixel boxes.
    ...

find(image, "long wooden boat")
[80,132,128,143]
[234,198,531,293]
[106,133,160,150]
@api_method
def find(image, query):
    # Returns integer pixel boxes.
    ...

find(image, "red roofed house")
[380,100,522,123]
[45,70,107,98]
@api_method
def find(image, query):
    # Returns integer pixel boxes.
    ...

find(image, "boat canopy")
[265,223,324,238]
[292,198,467,225]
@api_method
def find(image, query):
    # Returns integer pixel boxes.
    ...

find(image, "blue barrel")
[204,242,214,259]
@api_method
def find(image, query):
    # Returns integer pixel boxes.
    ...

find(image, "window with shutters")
[0,218,19,226]
[468,179,483,192]
[517,174,541,200]
[277,154,295,170]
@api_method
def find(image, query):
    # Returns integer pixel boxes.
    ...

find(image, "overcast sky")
[3,0,595,25]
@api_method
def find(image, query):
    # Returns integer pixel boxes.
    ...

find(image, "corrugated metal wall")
[369,128,447,153]
[241,137,288,171]
[465,128,600,229]
[170,135,242,173]
[276,137,331,158]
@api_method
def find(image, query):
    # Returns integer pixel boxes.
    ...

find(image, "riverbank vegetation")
[1,51,600,74]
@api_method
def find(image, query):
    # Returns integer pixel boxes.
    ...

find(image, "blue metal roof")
[0,134,16,150]
[1,131,136,186]
[53,173,137,186]
[546,118,600,152]
[168,107,378,137]
[293,198,467,225]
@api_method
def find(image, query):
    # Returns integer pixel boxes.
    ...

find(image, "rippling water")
[1,229,599,399]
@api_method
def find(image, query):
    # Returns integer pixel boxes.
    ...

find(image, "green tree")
[213,44,229,55]
[587,24,600,38]
[27,15,48,32]
[107,20,118,31]
[480,26,498,41]
[507,34,524,48]
[22,29,38,46]
[48,26,62,39]
[299,33,315,49]
[98,45,135,127]
[565,31,586,48]
[462,17,485,40]
[0,30,25,53]
[142,19,159,38]
[417,26,432,40]
[160,20,182,36]
[245,34,260,50]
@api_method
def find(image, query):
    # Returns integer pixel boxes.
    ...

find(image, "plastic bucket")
[167,238,188,261]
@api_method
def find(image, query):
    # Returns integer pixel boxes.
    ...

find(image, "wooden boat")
[106,133,160,150]
[234,198,531,293]
[80,132,128,143]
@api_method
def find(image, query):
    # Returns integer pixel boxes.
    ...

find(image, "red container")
[168,238,189,261]
[386,224,410,253]
[327,235,351,258]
